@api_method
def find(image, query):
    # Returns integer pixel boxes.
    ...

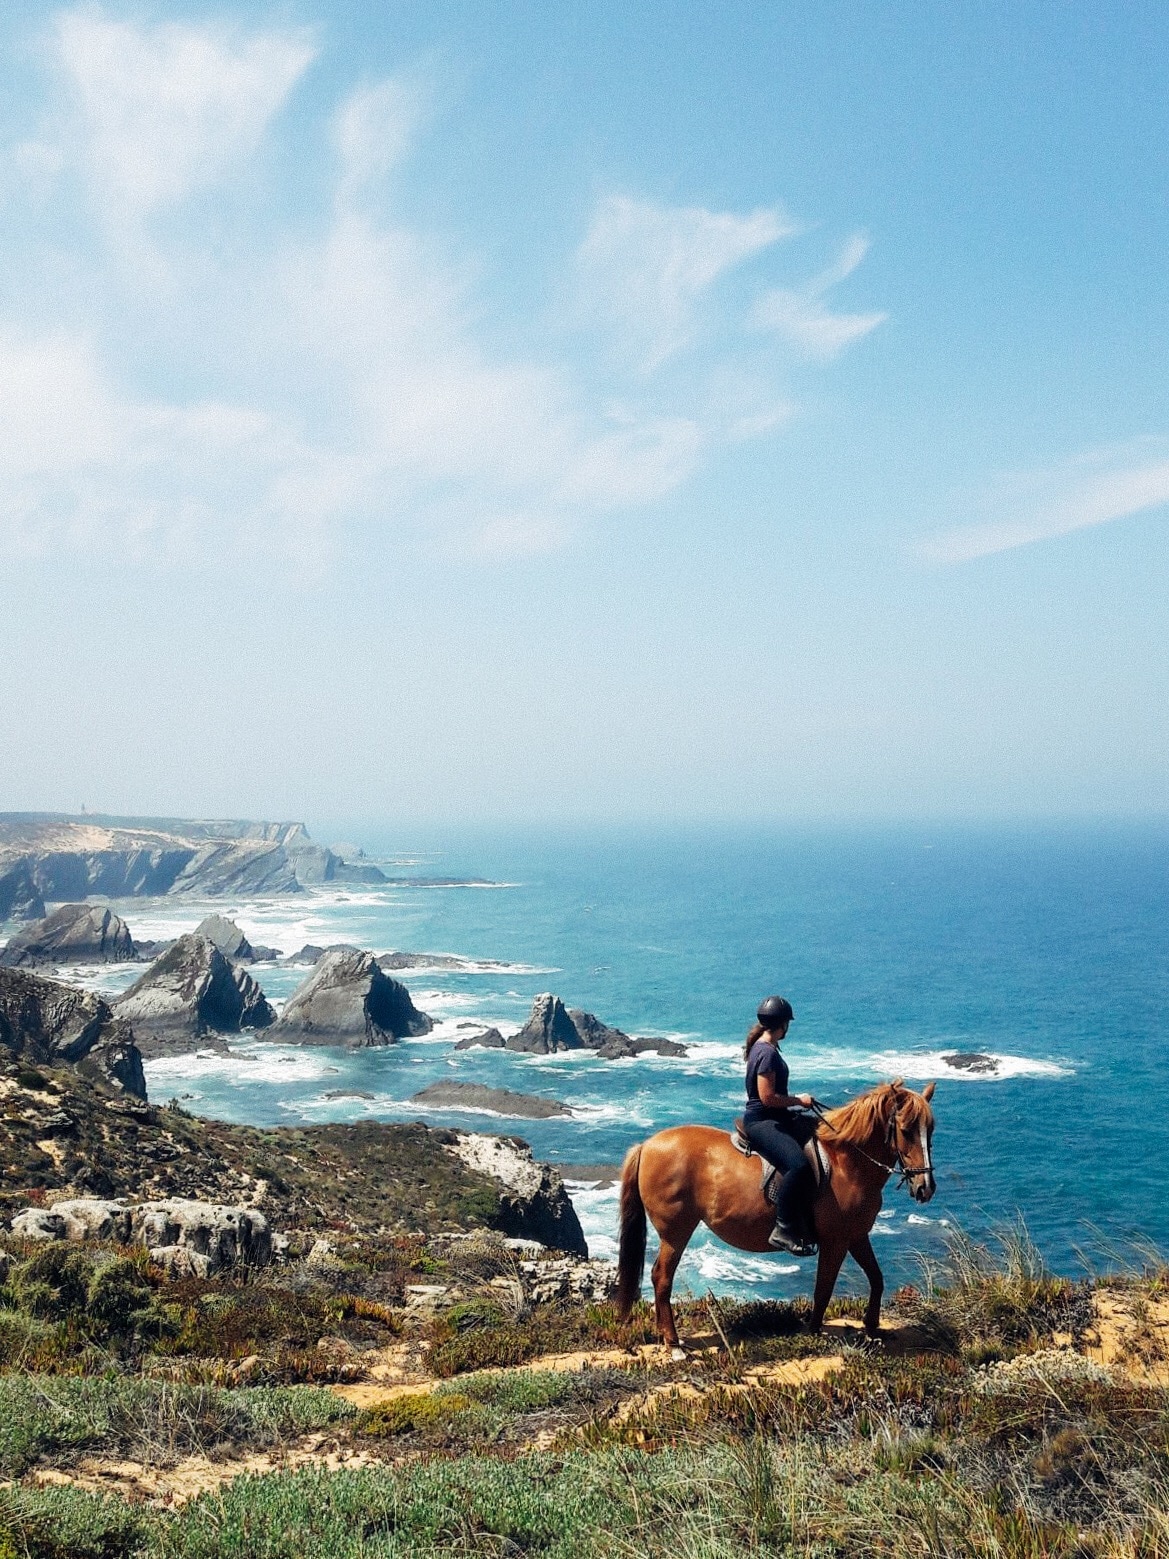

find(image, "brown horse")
[615,1080,936,1348]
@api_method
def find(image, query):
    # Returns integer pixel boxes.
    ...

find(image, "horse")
[615,1080,936,1349]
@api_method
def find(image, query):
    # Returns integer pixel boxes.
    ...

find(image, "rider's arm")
[757,1074,815,1110]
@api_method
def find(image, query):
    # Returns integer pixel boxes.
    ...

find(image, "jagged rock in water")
[115,934,274,1057]
[192,914,280,963]
[506,994,583,1054]
[195,914,254,961]
[410,1081,571,1119]
[0,859,45,922]
[942,1052,999,1074]
[565,1007,687,1059]
[273,950,432,1047]
[444,1133,587,1256]
[0,966,146,1097]
[453,1027,507,1050]
[1,903,136,967]
[282,943,355,967]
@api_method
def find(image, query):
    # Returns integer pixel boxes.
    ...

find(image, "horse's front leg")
[808,1239,847,1333]
[848,1233,884,1337]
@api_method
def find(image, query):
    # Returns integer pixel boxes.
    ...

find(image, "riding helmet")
[757,995,794,1027]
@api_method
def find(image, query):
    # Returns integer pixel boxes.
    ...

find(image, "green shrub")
[0,1484,152,1559]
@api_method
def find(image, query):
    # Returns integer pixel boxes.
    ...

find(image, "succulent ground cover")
[0,1220,1167,1557]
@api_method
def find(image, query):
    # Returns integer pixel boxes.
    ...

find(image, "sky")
[1,1,1167,829]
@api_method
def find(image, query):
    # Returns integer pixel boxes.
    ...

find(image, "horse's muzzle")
[913,1174,936,1203]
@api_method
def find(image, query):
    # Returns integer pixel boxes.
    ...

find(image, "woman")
[743,995,818,1254]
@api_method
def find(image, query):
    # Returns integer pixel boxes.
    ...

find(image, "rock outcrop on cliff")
[273,950,432,1047]
[505,994,583,1054]
[8,1196,274,1277]
[0,860,45,922]
[444,1133,588,1255]
[1,903,136,967]
[0,966,146,1097]
[115,934,274,1056]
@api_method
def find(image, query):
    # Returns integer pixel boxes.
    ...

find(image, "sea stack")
[273,949,432,1046]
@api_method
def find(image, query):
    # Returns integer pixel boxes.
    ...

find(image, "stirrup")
[768,1222,814,1256]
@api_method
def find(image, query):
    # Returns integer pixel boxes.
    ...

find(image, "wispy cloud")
[575,194,797,372]
[921,442,1169,563]
[0,9,883,565]
[751,233,886,360]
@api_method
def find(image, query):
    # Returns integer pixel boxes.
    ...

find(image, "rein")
[809,1101,934,1189]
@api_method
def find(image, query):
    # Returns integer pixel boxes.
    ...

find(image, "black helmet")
[757,995,793,1027]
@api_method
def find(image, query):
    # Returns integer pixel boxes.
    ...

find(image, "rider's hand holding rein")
[756,1074,816,1112]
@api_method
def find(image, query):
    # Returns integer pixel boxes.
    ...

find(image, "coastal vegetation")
[0,1207,1166,1558]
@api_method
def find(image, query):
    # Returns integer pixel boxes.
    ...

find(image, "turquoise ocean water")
[74,824,1169,1302]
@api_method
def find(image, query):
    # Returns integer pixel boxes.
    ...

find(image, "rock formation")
[0,966,146,1097]
[410,1081,571,1119]
[505,994,583,1054]
[273,950,432,1047]
[0,859,45,922]
[115,934,274,1057]
[506,994,687,1058]
[8,1195,273,1276]
[1,903,136,967]
[453,1027,507,1050]
[444,1133,587,1256]
[194,914,281,964]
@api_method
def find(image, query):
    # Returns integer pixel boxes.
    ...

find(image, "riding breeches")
[743,1116,815,1229]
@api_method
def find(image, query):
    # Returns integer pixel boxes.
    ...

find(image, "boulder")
[273,950,432,1047]
[131,1199,272,1273]
[1,903,136,967]
[453,1027,506,1051]
[0,859,45,922]
[46,1198,131,1242]
[0,966,146,1097]
[115,934,274,1057]
[410,1081,571,1119]
[444,1133,587,1256]
[505,994,583,1055]
[10,1209,69,1241]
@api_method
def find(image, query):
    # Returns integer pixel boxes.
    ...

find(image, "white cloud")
[54,9,314,216]
[752,232,886,360]
[0,14,883,567]
[921,443,1169,563]
[576,194,796,372]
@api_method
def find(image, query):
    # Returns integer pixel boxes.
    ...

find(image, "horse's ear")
[890,1077,903,1091]
[922,1081,936,1101]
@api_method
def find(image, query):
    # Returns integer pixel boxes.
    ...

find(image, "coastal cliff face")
[0,966,146,1098]
[0,814,387,904]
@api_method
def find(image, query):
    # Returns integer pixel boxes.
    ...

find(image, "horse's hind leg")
[650,1218,698,1350]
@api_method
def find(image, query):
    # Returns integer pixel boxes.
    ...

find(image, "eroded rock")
[115,934,274,1057]
[505,994,582,1055]
[0,966,146,1097]
[410,1081,571,1119]
[273,950,432,1046]
[1,903,136,967]
[445,1133,587,1256]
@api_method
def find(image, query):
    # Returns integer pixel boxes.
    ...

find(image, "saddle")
[731,1117,831,1226]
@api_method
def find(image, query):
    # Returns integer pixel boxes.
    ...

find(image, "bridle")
[810,1097,935,1190]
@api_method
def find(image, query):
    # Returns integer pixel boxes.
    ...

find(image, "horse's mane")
[818,1081,926,1147]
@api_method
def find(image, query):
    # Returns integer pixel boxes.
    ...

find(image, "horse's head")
[884,1079,936,1203]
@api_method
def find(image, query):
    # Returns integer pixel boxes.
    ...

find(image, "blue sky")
[1,2,1167,827]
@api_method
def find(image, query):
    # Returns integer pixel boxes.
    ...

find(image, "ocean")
[70,822,1169,1303]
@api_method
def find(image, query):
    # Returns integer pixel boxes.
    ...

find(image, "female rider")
[743,995,818,1254]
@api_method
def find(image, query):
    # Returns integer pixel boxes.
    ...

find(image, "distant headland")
[0,813,493,916]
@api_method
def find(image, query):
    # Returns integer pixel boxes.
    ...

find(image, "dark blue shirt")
[744,1038,790,1122]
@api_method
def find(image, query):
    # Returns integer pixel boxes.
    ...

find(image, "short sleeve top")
[745,1038,789,1116]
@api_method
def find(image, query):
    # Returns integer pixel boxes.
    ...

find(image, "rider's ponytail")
[743,1021,765,1059]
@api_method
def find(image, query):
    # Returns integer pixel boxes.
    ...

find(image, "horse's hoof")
[669,1346,687,1363]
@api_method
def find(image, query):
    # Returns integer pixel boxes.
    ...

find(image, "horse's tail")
[615,1142,647,1318]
